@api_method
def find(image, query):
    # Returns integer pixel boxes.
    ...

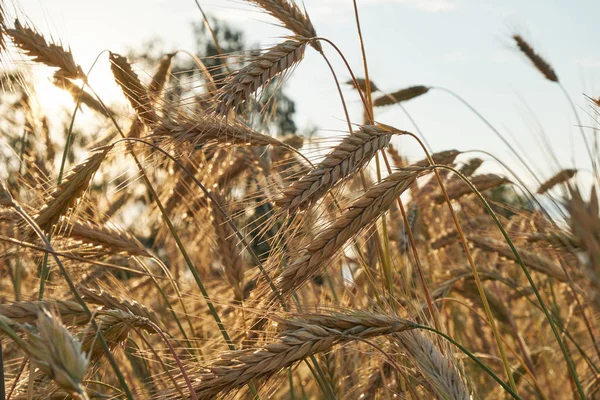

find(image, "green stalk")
[434,165,585,399]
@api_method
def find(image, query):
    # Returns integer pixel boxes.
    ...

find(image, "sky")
[11,0,600,188]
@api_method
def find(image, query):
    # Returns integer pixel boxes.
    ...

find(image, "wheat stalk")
[247,0,321,52]
[216,37,308,115]
[6,19,85,80]
[276,125,394,212]
[513,35,558,83]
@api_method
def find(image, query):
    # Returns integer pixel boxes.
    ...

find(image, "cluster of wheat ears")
[0,0,599,399]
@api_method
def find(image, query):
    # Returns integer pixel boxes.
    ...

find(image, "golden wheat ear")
[276,125,394,213]
[247,0,322,52]
[109,52,157,125]
[537,168,577,194]
[6,19,85,80]
[373,85,430,107]
[34,146,111,234]
[346,78,379,93]
[216,37,308,115]
[513,34,558,82]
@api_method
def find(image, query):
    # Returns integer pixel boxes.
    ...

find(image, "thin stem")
[433,164,585,399]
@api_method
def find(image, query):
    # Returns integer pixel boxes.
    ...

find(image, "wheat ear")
[153,117,282,147]
[469,235,567,281]
[216,37,308,115]
[67,220,150,257]
[6,19,85,80]
[373,85,430,107]
[276,125,394,212]
[513,35,558,82]
[430,174,509,204]
[396,331,470,400]
[15,310,89,399]
[181,312,414,399]
[34,146,110,233]
[247,0,321,52]
[266,167,427,303]
[537,168,577,194]
[109,52,157,124]
[210,194,246,301]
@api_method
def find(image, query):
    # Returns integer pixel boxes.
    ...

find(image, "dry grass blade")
[247,0,321,52]
[216,37,307,115]
[276,125,394,212]
[513,35,558,82]
[395,331,469,400]
[469,235,567,281]
[537,168,577,194]
[34,146,111,233]
[6,19,84,80]
[267,167,427,302]
[373,86,429,107]
[180,312,414,399]
[431,173,509,204]
[109,52,157,125]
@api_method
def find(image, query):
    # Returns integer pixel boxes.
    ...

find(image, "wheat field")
[0,1,598,399]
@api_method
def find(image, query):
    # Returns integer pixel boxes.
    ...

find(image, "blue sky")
[14,0,600,186]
